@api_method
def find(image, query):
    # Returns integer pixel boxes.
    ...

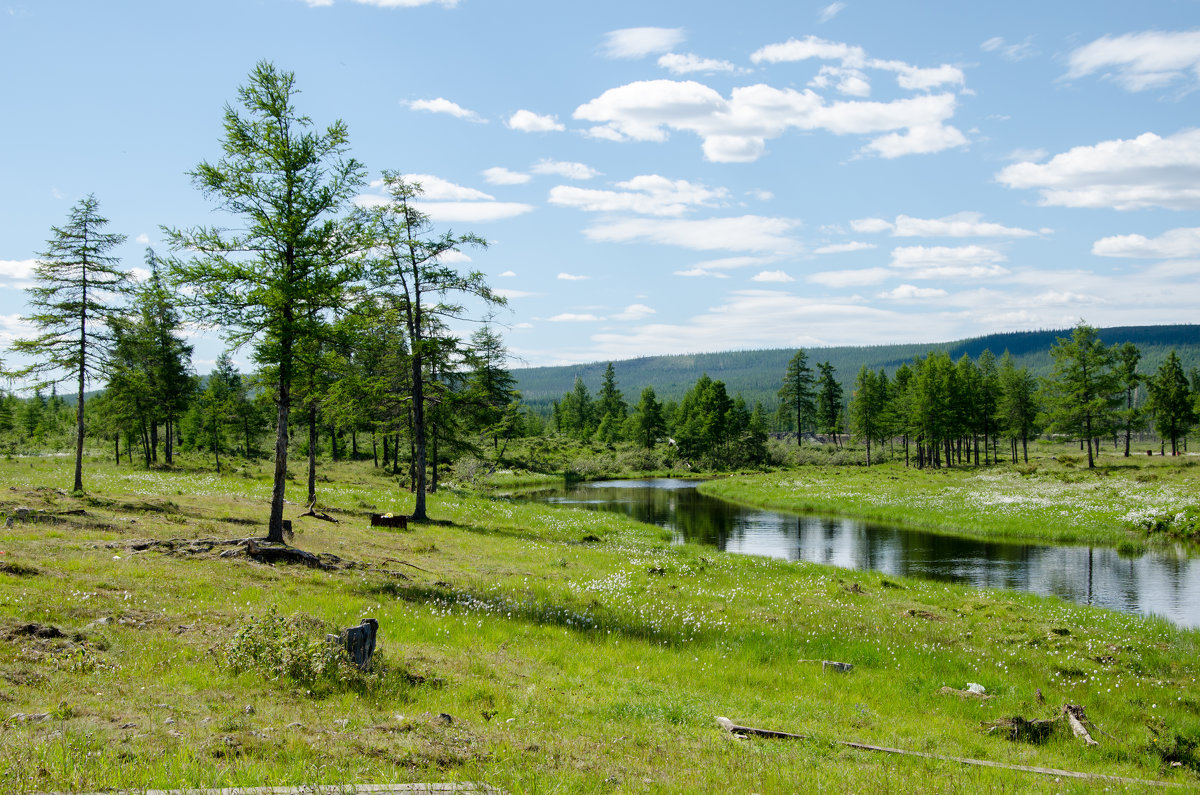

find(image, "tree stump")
[370,513,408,530]
[328,618,378,670]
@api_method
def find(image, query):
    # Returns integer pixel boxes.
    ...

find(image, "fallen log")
[715,717,1178,788]
[245,539,335,570]
[300,501,340,524]
[1063,704,1100,746]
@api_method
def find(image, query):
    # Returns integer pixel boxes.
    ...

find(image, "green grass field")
[1,453,1197,793]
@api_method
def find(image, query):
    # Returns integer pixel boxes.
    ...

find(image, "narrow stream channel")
[520,478,1200,629]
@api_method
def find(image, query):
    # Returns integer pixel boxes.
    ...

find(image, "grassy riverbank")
[699,451,1200,548]
[1,455,1198,792]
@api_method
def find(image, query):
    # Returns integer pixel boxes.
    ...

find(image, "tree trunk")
[74,355,85,494]
[150,422,159,464]
[307,402,317,507]
[371,433,377,467]
[267,331,293,544]
[212,417,222,475]
[165,417,173,465]
[114,433,120,466]
[330,423,338,462]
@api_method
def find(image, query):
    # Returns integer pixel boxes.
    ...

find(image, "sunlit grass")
[0,453,1196,792]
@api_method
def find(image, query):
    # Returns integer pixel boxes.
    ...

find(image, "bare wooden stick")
[715,717,1178,787]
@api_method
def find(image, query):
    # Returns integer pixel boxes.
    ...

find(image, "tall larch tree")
[166,62,366,542]
[8,195,130,493]
[1043,322,1120,469]
[778,349,816,444]
[363,172,500,522]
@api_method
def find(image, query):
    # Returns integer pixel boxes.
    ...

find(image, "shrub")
[222,606,389,695]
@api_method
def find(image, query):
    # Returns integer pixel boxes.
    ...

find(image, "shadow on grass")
[364,578,724,649]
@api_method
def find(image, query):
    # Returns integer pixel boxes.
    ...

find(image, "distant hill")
[513,324,1200,414]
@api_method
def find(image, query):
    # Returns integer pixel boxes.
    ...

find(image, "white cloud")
[574,78,967,162]
[657,53,743,75]
[981,36,1037,62]
[601,27,686,59]
[612,303,656,320]
[818,2,846,22]
[584,215,800,253]
[557,272,589,281]
[482,167,531,185]
[548,175,727,217]
[752,270,795,282]
[0,313,35,343]
[1006,147,1047,163]
[507,110,564,132]
[405,97,483,122]
[890,244,1006,268]
[407,174,493,201]
[494,288,537,299]
[850,217,894,234]
[808,267,891,287]
[814,241,875,254]
[514,322,534,329]
[996,129,1200,210]
[436,249,472,263]
[879,284,948,300]
[0,258,38,289]
[531,159,599,180]
[416,201,534,222]
[674,267,730,278]
[810,66,872,97]
[750,36,965,92]
[548,313,603,322]
[135,233,150,245]
[691,256,773,270]
[1092,227,1200,259]
[498,270,516,277]
[1066,30,1200,92]
[884,212,1037,238]
[747,189,774,201]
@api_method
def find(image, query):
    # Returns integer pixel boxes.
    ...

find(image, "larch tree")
[778,349,816,445]
[166,62,366,542]
[1043,322,1120,469]
[1114,342,1142,457]
[8,194,130,493]
[1145,350,1196,455]
[815,362,843,446]
[363,172,500,522]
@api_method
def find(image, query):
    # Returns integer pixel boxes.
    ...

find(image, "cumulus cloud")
[584,215,800,253]
[482,166,531,185]
[752,270,795,282]
[574,78,967,162]
[406,97,484,122]
[889,245,1009,279]
[531,159,599,180]
[493,288,537,299]
[750,35,966,92]
[0,258,38,289]
[507,109,564,132]
[813,241,875,254]
[135,233,150,245]
[498,270,516,277]
[853,212,1037,237]
[657,53,744,75]
[612,303,656,320]
[416,201,534,222]
[557,272,590,281]
[996,129,1200,210]
[1066,30,1200,92]
[1092,227,1200,259]
[548,175,727,217]
[407,174,494,201]
[674,267,730,278]
[601,27,686,59]
[879,284,948,299]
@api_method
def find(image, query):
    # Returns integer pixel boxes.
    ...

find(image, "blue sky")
[2,1,1199,373]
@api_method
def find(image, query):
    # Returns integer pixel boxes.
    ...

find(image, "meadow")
[1,453,1198,793]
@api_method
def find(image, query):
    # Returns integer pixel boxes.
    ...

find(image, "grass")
[698,444,1200,548]
[0,452,1197,792]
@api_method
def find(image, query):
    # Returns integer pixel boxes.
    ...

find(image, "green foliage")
[222,605,386,695]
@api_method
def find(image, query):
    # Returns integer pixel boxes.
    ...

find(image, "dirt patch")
[0,561,39,577]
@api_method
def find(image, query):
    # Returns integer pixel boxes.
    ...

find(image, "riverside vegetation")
[1,452,1199,793]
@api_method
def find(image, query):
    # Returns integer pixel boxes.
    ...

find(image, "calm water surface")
[523,478,1200,629]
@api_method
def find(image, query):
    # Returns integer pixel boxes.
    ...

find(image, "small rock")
[287,722,304,729]
[433,712,454,726]
[966,682,986,694]
[243,705,255,715]
[164,718,175,725]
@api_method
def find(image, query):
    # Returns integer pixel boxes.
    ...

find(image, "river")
[521,478,1200,629]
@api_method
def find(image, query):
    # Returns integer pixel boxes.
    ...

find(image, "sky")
[2,1,1200,374]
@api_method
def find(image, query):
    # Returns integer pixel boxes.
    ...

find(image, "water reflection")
[522,478,1200,628]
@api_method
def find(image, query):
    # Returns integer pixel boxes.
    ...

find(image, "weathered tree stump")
[327,617,378,670]
[370,513,408,530]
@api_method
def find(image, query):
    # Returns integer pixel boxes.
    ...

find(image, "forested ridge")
[515,324,1200,412]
